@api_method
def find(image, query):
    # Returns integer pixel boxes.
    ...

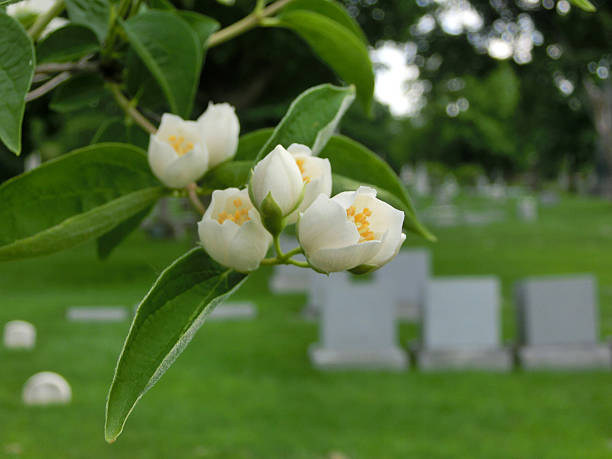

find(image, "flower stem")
[28,0,65,41]
[207,0,293,48]
[273,234,284,258]
[108,83,157,135]
[283,246,304,259]
[186,183,206,216]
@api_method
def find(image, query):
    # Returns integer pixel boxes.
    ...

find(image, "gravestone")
[436,176,459,204]
[475,174,490,195]
[269,235,309,294]
[3,320,36,350]
[66,306,127,322]
[209,302,257,321]
[310,272,407,370]
[400,164,414,185]
[539,190,560,206]
[22,372,72,406]
[303,271,336,319]
[515,275,611,370]
[415,276,512,371]
[488,178,507,200]
[376,249,431,320]
[517,196,538,222]
[423,205,459,227]
[414,163,431,196]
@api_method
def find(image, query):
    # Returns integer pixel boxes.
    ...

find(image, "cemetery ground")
[1,194,611,458]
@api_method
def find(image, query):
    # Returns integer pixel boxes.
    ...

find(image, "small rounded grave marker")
[22,372,72,406]
[3,320,36,350]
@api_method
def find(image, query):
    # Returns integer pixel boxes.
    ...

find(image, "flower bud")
[285,143,332,224]
[250,145,304,218]
[197,102,240,168]
[148,114,209,188]
[198,188,272,273]
[298,186,406,273]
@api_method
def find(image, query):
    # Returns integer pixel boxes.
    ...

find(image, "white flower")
[285,143,332,224]
[198,188,272,272]
[197,102,240,169]
[148,114,208,188]
[250,145,304,216]
[298,186,406,273]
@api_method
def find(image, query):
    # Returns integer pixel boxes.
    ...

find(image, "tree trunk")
[584,78,612,198]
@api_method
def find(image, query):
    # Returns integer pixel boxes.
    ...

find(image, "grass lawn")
[1,194,611,458]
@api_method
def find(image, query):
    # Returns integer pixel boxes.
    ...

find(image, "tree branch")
[36,61,99,74]
[108,83,157,135]
[26,72,70,102]
[186,183,206,215]
[207,0,293,48]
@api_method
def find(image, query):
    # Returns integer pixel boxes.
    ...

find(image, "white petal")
[161,145,209,188]
[287,143,313,156]
[157,113,185,138]
[332,186,378,209]
[230,220,272,272]
[298,194,359,253]
[251,145,303,214]
[198,102,240,168]
[308,240,382,272]
[198,218,238,268]
[285,157,332,224]
[148,136,178,187]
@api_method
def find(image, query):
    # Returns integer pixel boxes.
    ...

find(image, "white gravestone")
[515,275,611,370]
[303,271,336,319]
[3,320,36,350]
[436,176,459,204]
[415,277,512,371]
[208,302,257,321]
[376,249,430,321]
[66,306,127,322]
[269,235,309,293]
[414,163,431,196]
[517,196,538,222]
[475,175,490,195]
[309,272,407,370]
[22,372,72,406]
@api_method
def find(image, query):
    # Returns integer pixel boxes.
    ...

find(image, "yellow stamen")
[216,197,252,226]
[168,135,193,156]
[346,205,376,243]
[295,158,311,184]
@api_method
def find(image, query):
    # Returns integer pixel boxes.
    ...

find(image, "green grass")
[1,194,612,458]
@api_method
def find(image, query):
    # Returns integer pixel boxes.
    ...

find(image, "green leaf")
[148,0,175,9]
[0,13,34,155]
[281,0,368,44]
[332,173,435,242]
[177,11,220,49]
[200,160,252,191]
[235,128,273,161]
[64,0,111,43]
[122,11,202,118]
[570,0,596,11]
[36,25,99,64]
[255,84,355,161]
[92,118,149,149]
[276,11,374,111]
[105,248,247,442]
[0,143,167,261]
[97,205,153,260]
[49,74,106,113]
[322,135,435,240]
